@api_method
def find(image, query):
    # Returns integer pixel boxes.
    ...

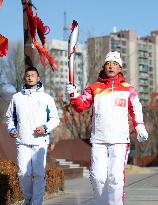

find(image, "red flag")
[0,34,8,57]
[0,0,3,8]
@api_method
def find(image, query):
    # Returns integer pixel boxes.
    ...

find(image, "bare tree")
[45,81,92,142]
[128,107,158,166]
[0,43,24,122]
[0,42,25,92]
[141,108,158,160]
[0,93,12,122]
[0,41,47,91]
[63,103,92,139]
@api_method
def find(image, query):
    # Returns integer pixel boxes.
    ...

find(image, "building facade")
[44,39,87,103]
[87,30,158,105]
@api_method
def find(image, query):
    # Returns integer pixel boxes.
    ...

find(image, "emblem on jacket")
[115,98,126,107]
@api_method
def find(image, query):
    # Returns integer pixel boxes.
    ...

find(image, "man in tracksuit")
[6,66,60,205]
[66,51,148,205]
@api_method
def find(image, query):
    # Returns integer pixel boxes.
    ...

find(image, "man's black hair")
[25,66,39,76]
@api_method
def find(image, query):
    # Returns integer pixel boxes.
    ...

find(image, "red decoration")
[36,16,50,45]
[0,0,3,8]
[42,46,58,71]
[25,2,58,71]
[0,34,8,57]
[68,46,76,60]
[33,40,45,65]
[71,20,78,31]
[33,40,58,71]
[25,4,37,39]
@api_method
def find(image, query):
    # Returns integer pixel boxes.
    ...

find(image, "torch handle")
[69,62,74,97]
[68,20,79,98]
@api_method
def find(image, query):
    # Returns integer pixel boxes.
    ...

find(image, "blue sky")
[1,0,158,43]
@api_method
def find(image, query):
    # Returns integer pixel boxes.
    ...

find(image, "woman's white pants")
[90,143,129,205]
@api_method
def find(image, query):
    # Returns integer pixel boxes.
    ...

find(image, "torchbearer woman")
[66,51,148,205]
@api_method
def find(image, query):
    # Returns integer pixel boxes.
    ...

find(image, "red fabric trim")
[128,87,139,127]
[128,98,137,127]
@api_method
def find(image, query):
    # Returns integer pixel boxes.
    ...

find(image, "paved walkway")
[43,167,158,205]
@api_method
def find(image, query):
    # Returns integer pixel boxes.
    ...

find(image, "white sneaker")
[23,199,32,205]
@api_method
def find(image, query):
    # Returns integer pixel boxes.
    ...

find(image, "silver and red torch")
[68,20,79,97]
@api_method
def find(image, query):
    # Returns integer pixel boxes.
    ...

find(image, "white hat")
[104,51,122,67]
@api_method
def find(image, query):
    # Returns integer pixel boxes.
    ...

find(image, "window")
[121,48,127,53]
[121,40,126,46]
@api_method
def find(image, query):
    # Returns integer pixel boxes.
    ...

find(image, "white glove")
[135,124,148,142]
[66,83,79,98]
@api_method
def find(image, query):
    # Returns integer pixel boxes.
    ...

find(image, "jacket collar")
[21,81,44,95]
[97,72,126,86]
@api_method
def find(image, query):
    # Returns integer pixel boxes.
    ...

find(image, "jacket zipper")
[109,78,114,142]
[112,79,114,92]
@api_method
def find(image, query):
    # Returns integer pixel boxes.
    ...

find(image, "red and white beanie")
[104,51,122,67]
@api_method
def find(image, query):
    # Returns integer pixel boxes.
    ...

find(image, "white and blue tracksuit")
[6,82,60,205]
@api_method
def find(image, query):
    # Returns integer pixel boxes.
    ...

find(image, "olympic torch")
[68,20,79,97]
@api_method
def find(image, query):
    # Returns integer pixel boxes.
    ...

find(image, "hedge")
[0,160,64,205]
